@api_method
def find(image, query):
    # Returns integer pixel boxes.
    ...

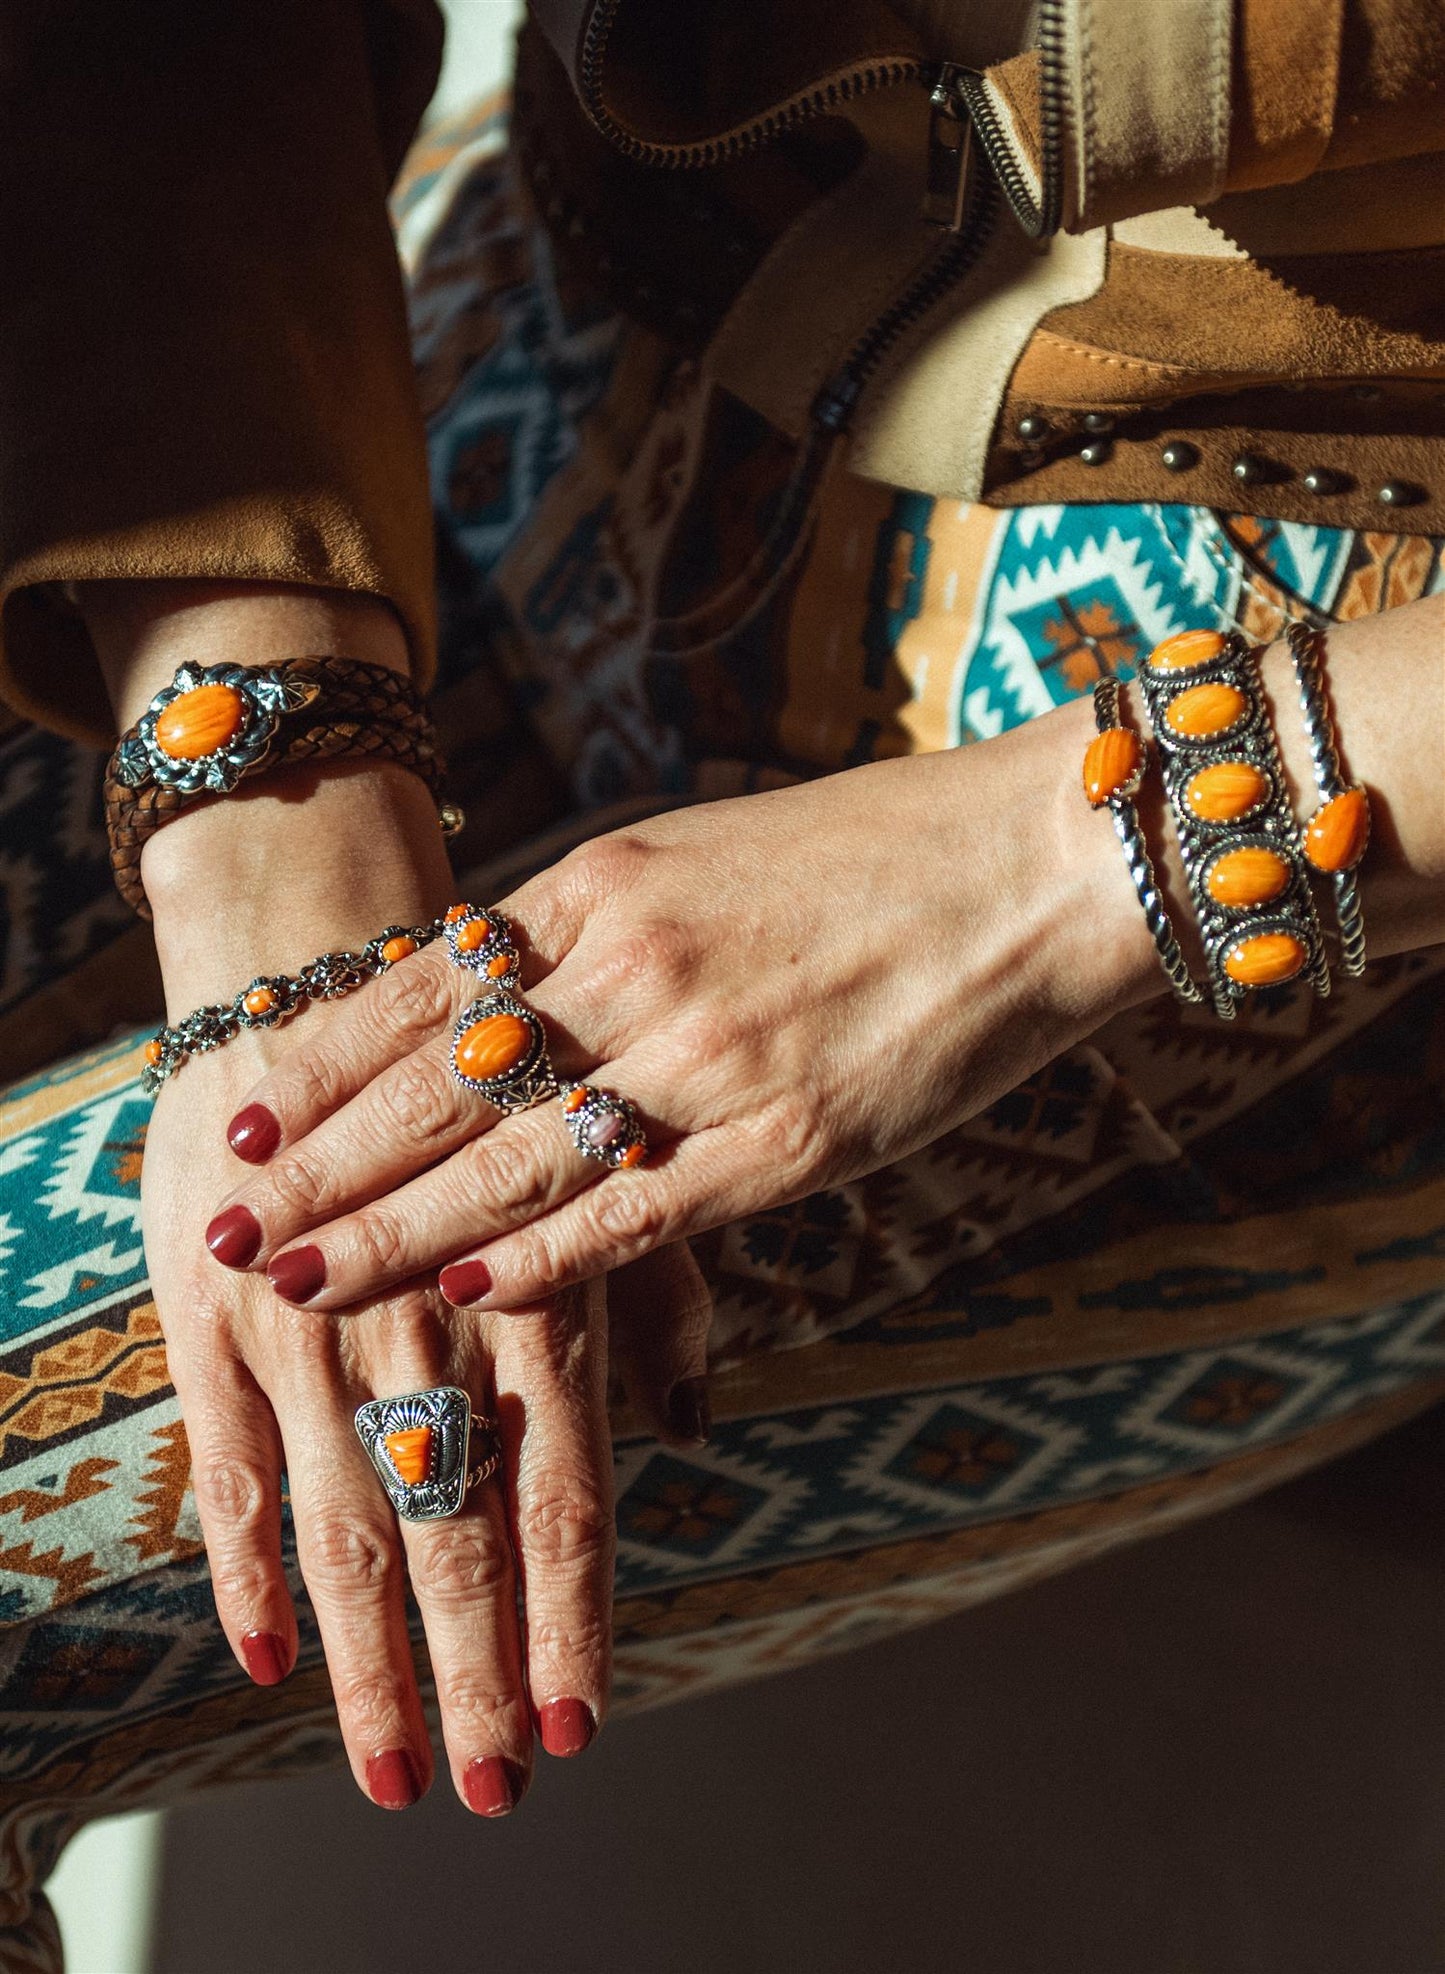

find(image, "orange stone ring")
[445,903,559,1111]
[354,1386,500,1523]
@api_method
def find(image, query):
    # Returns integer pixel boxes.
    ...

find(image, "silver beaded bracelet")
[141,916,449,1094]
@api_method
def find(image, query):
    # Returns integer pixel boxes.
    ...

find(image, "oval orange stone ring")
[444,903,557,1111]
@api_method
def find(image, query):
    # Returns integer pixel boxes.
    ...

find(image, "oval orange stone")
[243,987,276,1016]
[1224,932,1307,987]
[1147,629,1228,674]
[1304,786,1370,873]
[1082,728,1143,808]
[1185,760,1268,823]
[456,918,492,953]
[485,952,514,978]
[144,1038,163,1066]
[383,1424,433,1487]
[380,935,417,965]
[1163,681,1248,740]
[444,903,472,923]
[1206,845,1290,908]
[154,683,247,760]
[454,1011,534,1084]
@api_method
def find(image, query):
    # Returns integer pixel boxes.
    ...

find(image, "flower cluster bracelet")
[141,916,449,1095]
[1082,626,1371,1021]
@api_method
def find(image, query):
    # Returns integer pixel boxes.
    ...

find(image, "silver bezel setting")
[354,1385,474,1522]
[450,990,556,1110]
[1181,757,1274,830]
[443,904,522,989]
[1217,914,1311,990]
[1196,832,1294,917]
[560,1083,647,1169]
[1152,661,1259,756]
[113,662,319,797]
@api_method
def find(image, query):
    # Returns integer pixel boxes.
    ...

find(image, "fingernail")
[538,1697,595,1758]
[666,1375,712,1446]
[267,1245,326,1304]
[206,1204,262,1270]
[228,1103,281,1164]
[439,1258,492,1306]
[365,1747,423,1810]
[463,1755,525,1817]
[240,1630,289,1686]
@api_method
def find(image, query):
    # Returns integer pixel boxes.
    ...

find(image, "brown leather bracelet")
[104,655,452,917]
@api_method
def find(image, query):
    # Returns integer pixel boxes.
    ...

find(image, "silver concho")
[112,662,319,797]
[354,1385,479,1522]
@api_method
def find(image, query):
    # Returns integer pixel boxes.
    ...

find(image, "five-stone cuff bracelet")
[1084,626,1370,1014]
[104,655,462,916]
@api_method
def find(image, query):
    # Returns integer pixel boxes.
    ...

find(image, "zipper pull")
[922,65,974,231]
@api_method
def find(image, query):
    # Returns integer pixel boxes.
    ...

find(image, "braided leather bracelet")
[105,656,459,918]
[141,915,448,1095]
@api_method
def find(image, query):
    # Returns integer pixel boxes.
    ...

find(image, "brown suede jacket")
[1,0,1440,745]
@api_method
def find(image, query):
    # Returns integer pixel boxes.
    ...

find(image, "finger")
[223,875,592,1169]
[493,1279,614,1758]
[255,1064,675,1311]
[608,1242,713,1447]
[365,1310,535,1819]
[271,1311,433,1810]
[167,1310,297,1687]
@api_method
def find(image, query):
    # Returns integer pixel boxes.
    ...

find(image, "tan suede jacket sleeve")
[0,0,443,746]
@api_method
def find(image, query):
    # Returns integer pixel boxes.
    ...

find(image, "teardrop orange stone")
[1224,932,1307,986]
[1082,728,1143,807]
[1147,629,1228,674]
[454,1011,534,1083]
[384,1425,433,1487]
[154,683,247,760]
[1304,786,1370,873]
[1185,760,1268,823]
[1206,846,1290,908]
[563,1087,588,1113]
[1163,682,1248,739]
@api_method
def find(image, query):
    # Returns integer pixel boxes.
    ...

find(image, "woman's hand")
[207,692,1166,1314]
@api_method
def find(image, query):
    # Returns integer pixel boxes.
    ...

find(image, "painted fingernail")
[365,1747,423,1810]
[439,1258,493,1306]
[227,1103,281,1164]
[206,1204,262,1270]
[666,1376,712,1446]
[463,1755,525,1817]
[240,1630,289,1686]
[538,1697,595,1758]
[267,1245,326,1304]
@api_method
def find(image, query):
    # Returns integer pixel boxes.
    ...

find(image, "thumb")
[608,1240,713,1448]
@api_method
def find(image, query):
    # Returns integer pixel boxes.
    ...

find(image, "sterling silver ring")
[354,1385,500,1523]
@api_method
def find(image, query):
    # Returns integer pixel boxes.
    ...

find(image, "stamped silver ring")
[354,1385,501,1523]
[559,1083,648,1169]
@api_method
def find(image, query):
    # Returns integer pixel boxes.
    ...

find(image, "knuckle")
[331,1667,412,1732]
[262,1147,334,1222]
[586,920,692,1002]
[286,1048,351,1122]
[516,1471,615,1576]
[350,1209,412,1279]
[433,1671,521,1731]
[303,1513,397,1602]
[526,1609,611,1670]
[563,831,651,904]
[210,1554,274,1614]
[381,1052,458,1143]
[379,953,457,1038]
[406,1524,513,1609]
[463,1130,552,1220]
[591,1179,671,1254]
[754,1092,825,1175]
[193,1455,271,1533]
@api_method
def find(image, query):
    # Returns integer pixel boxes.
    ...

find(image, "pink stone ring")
[558,1084,648,1170]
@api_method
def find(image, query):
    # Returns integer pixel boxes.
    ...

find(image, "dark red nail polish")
[439,1258,492,1306]
[667,1376,711,1446]
[206,1204,262,1270]
[267,1245,326,1304]
[240,1630,289,1686]
[463,1755,525,1817]
[228,1103,281,1164]
[538,1697,595,1758]
[366,1748,423,1810]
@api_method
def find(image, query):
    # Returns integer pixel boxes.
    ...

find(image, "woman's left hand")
[206,696,1162,1314]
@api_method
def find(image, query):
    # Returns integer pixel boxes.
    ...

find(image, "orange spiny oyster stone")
[1185,759,1267,823]
[154,682,247,760]
[1163,681,1247,739]
[383,1424,433,1487]
[1082,728,1143,808]
[1224,931,1307,986]
[1205,845,1290,909]
[456,918,494,953]
[454,1010,533,1083]
[144,1038,164,1066]
[618,1141,646,1168]
[562,1087,588,1113]
[243,986,276,1017]
[484,952,513,979]
[444,903,472,923]
[1304,786,1370,873]
[1146,629,1228,674]
[380,934,417,965]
